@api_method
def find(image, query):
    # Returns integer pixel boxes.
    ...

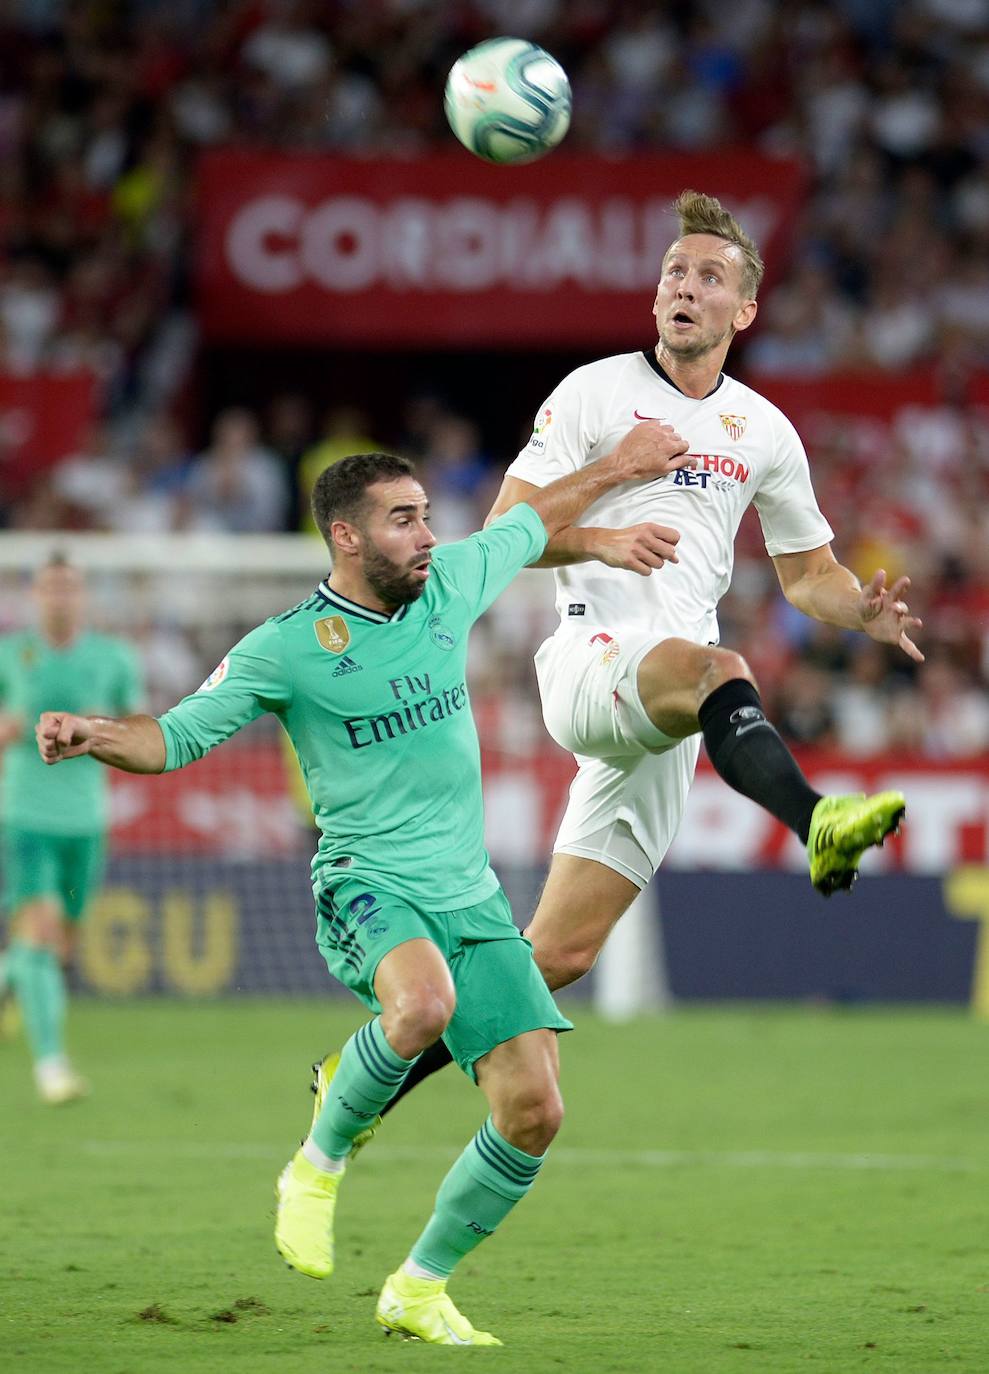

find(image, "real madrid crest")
[428,616,456,651]
[314,616,351,654]
[719,413,747,441]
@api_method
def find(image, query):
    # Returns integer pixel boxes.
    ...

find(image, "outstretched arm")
[486,423,686,574]
[773,545,924,663]
[37,625,289,777]
[36,712,167,773]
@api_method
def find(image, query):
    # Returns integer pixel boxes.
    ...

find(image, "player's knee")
[386,987,454,1055]
[498,1083,564,1155]
[535,1084,564,1145]
[701,647,756,699]
[14,902,63,950]
[532,940,598,992]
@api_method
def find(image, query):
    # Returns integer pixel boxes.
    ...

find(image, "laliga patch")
[527,405,552,449]
[200,656,229,691]
[314,616,350,654]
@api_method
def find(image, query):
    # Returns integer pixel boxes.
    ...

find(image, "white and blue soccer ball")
[444,37,572,165]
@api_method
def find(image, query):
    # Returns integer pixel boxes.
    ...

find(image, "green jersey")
[0,631,143,835]
[159,504,548,908]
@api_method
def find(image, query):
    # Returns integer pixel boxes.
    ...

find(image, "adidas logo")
[332,655,363,677]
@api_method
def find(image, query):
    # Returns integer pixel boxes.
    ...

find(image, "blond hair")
[670,189,765,299]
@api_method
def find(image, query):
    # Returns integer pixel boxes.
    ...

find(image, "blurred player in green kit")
[0,556,142,1103]
[35,425,690,1343]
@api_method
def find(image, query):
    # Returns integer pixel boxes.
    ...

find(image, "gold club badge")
[314,616,350,654]
[720,413,747,441]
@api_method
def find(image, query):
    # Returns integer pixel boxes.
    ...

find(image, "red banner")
[109,741,989,875]
[194,150,806,346]
[0,371,98,496]
[753,372,989,426]
[109,744,304,857]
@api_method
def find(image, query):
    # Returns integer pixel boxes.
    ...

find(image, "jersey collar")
[317,581,410,623]
[642,347,725,398]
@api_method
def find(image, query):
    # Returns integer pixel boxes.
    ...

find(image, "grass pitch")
[1,1000,987,1373]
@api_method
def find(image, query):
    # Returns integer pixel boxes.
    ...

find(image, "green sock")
[312,1017,418,1158]
[6,941,66,1062]
[410,1116,546,1277]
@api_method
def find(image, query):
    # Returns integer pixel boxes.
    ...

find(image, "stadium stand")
[1,0,987,756]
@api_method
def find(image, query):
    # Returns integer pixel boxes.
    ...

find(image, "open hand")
[860,570,924,663]
[35,711,95,764]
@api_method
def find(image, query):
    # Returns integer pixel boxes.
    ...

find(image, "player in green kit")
[0,556,142,1103]
[35,423,691,1344]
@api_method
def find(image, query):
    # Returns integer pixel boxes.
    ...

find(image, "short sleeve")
[505,369,591,488]
[157,621,292,771]
[431,503,548,620]
[753,408,835,556]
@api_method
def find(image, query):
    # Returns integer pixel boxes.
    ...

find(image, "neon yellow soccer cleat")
[274,1149,340,1279]
[310,1051,381,1159]
[375,1269,503,1345]
[807,790,906,896]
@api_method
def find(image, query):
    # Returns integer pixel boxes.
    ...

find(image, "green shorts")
[315,879,572,1081]
[1,827,106,921]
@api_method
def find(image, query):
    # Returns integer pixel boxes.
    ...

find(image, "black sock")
[698,679,821,843]
[379,1037,454,1117]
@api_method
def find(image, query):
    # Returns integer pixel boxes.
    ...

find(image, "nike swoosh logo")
[736,720,771,737]
[441,1318,472,1345]
[633,410,667,422]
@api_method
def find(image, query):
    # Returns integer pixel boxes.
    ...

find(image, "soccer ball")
[444,37,572,166]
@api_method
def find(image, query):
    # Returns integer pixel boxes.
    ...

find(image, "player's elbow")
[484,476,535,528]
[484,503,529,533]
[781,580,814,615]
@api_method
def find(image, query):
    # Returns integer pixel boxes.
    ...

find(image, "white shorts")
[534,626,702,889]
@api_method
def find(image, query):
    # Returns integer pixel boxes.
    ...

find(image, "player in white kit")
[487,189,920,990]
[325,189,922,1121]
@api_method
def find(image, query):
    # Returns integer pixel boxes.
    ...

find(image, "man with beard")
[34,430,691,1345]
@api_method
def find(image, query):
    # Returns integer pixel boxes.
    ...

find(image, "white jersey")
[507,350,834,646]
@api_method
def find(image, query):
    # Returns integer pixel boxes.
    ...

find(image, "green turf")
[1,1001,987,1373]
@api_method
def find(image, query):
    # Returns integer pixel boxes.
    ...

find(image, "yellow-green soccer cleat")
[274,1149,340,1279]
[310,1051,381,1159]
[807,790,906,896]
[375,1269,503,1345]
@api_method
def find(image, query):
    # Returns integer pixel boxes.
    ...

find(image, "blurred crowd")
[1,0,988,757]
